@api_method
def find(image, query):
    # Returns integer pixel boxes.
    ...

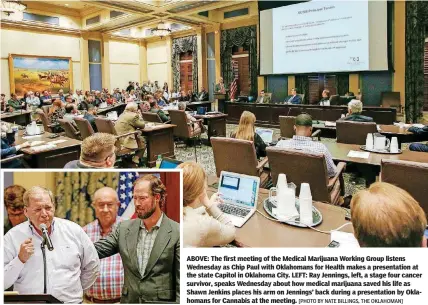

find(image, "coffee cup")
[390,137,399,153]
[374,135,390,151]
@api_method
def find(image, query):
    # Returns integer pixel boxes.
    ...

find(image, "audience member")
[7,93,23,111]
[84,105,98,132]
[64,103,78,122]
[126,81,134,93]
[198,87,209,101]
[180,161,236,247]
[179,90,189,102]
[149,99,169,123]
[319,89,330,106]
[64,133,116,168]
[34,91,41,99]
[83,187,125,303]
[285,88,302,104]
[4,185,27,235]
[163,82,169,94]
[25,91,40,108]
[48,99,65,130]
[276,113,337,177]
[140,100,150,113]
[94,91,104,107]
[58,89,66,102]
[351,182,427,247]
[1,123,30,168]
[341,99,373,122]
[40,90,52,104]
[113,88,122,102]
[178,102,205,135]
[256,90,271,104]
[65,95,73,104]
[231,111,266,159]
[155,91,166,107]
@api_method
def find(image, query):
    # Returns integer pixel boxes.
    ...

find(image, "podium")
[214,93,227,113]
[5,294,62,303]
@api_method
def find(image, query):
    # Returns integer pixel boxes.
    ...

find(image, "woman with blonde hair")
[351,182,427,247]
[231,110,266,158]
[178,161,236,247]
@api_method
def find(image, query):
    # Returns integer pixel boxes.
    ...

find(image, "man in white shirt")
[4,186,100,303]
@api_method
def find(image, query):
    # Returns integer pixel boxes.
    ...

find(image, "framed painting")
[9,54,73,97]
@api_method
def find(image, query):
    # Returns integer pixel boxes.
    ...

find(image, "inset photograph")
[3,170,180,304]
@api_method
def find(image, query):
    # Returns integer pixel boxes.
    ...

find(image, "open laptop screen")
[255,128,273,144]
[219,173,259,208]
[160,158,181,169]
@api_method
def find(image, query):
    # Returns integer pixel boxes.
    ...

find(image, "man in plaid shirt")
[83,187,124,303]
[276,113,338,177]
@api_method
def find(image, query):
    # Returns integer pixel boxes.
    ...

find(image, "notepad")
[324,121,336,127]
[22,135,42,140]
[30,141,45,147]
[331,231,360,248]
[50,139,68,145]
[347,150,370,159]
[30,144,56,152]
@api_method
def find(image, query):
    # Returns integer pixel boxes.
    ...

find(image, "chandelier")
[151,21,171,39]
[0,0,27,16]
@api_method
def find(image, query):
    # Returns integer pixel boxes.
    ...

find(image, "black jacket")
[231,132,267,159]
[198,91,209,101]
[342,113,374,122]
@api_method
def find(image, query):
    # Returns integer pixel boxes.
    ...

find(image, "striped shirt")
[83,217,125,300]
[137,213,163,277]
[276,135,338,178]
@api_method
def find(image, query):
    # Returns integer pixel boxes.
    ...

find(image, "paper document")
[347,150,370,159]
[412,124,425,128]
[50,139,67,145]
[255,128,273,143]
[22,135,42,140]
[331,231,360,248]
[324,121,336,127]
[30,144,56,152]
[30,141,45,146]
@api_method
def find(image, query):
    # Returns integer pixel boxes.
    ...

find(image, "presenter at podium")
[4,186,100,304]
[284,88,302,104]
[214,77,227,94]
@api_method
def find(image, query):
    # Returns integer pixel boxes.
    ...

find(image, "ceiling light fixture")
[151,21,171,39]
[0,0,27,16]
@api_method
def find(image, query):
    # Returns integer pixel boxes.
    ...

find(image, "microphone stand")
[41,239,47,294]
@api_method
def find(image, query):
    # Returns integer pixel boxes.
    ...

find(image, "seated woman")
[230,111,267,159]
[178,161,236,247]
[178,102,205,135]
[48,99,65,132]
[1,123,30,168]
[351,182,427,247]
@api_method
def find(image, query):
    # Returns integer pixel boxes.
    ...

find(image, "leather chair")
[36,109,57,133]
[336,121,377,145]
[211,137,270,187]
[142,112,163,123]
[168,109,203,161]
[298,94,305,104]
[380,91,401,113]
[279,116,321,140]
[58,119,81,140]
[74,116,94,140]
[266,147,346,205]
[381,159,428,221]
[329,95,341,106]
[42,105,52,116]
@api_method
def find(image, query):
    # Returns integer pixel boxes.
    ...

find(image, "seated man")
[40,90,52,104]
[276,113,337,177]
[284,88,302,104]
[408,124,428,152]
[4,185,27,235]
[319,89,330,106]
[341,99,373,122]
[198,87,209,101]
[84,105,98,132]
[1,123,30,168]
[58,89,66,102]
[256,90,271,104]
[63,103,79,128]
[351,182,427,247]
[7,93,24,111]
[64,133,116,168]
[150,99,170,123]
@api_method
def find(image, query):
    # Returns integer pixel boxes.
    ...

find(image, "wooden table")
[14,130,81,168]
[193,113,228,142]
[207,177,353,247]
[1,110,32,126]
[97,103,126,116]
[186,101,213,112]
[142,123,176,167]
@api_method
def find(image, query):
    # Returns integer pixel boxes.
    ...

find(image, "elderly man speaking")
[4,186,100,303]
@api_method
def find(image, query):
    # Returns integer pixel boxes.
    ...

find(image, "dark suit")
[256,95,271,104]
[150,108,169,123]
[94,216,180,304]
[285,95,302,104]
[342,113,374,122]
[198,91,209,101]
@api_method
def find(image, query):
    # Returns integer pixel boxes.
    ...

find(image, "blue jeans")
[409,143,428,152]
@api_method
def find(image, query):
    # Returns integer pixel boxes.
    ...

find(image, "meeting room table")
[141,123,176,167]
[13,130,81,168]
[207,176,353,247]
[1,110,32,126]
[193,113,228,143]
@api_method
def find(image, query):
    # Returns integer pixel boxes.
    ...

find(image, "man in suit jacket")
[94,175,180,304]
[198,87,209,101]
[341,99,373,122]
[214,78,227,94]
[284,88,302,104]
[256,90,271,104]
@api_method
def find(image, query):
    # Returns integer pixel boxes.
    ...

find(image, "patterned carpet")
[173,124,373,197]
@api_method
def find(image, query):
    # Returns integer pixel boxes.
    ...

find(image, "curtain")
[55,172,118,226]
[220,25,258,96]
[172,35,198,93]
[336,74,349,96]
[295,75,309,104]
[405,1,428,122]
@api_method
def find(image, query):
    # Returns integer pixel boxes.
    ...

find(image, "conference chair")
[58,119,81,140]
[168,109,204,162]
[94,117,145,166]
[278,116,321,140]
[211,137,270,187]
[266,147,346,205]
[381,159,428,221]
[74,117,94,140]
[36,110,58,133]
[380,91,401,113]
[336,121,377,145]
[329,95,341,106]
[42,105,52,116]
[142,112,163,123]
[298,94,305,104]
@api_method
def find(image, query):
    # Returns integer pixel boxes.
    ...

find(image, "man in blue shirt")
[284,88,302,104]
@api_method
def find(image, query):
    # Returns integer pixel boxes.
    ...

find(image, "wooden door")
[232,47,250,95]
[179,51,193,92]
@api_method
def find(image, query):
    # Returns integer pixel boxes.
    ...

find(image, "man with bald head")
[276,113,337,178]
[83,187,125,303]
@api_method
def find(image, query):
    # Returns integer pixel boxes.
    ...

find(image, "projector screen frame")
[257,0,394,76]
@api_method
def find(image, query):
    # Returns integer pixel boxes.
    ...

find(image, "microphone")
[40,223,54,251]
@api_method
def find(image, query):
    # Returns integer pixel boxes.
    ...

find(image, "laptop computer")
[217,171,260,228]
[159,158,182,169]
[255,128,274,144]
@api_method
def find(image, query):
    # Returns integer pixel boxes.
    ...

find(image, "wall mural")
[9,54,73,97]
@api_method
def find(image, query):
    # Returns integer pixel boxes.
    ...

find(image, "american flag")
[117,172,139,218]
[230,78,238,100]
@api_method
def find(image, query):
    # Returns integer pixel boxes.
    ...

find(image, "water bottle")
[156,155,162,168]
